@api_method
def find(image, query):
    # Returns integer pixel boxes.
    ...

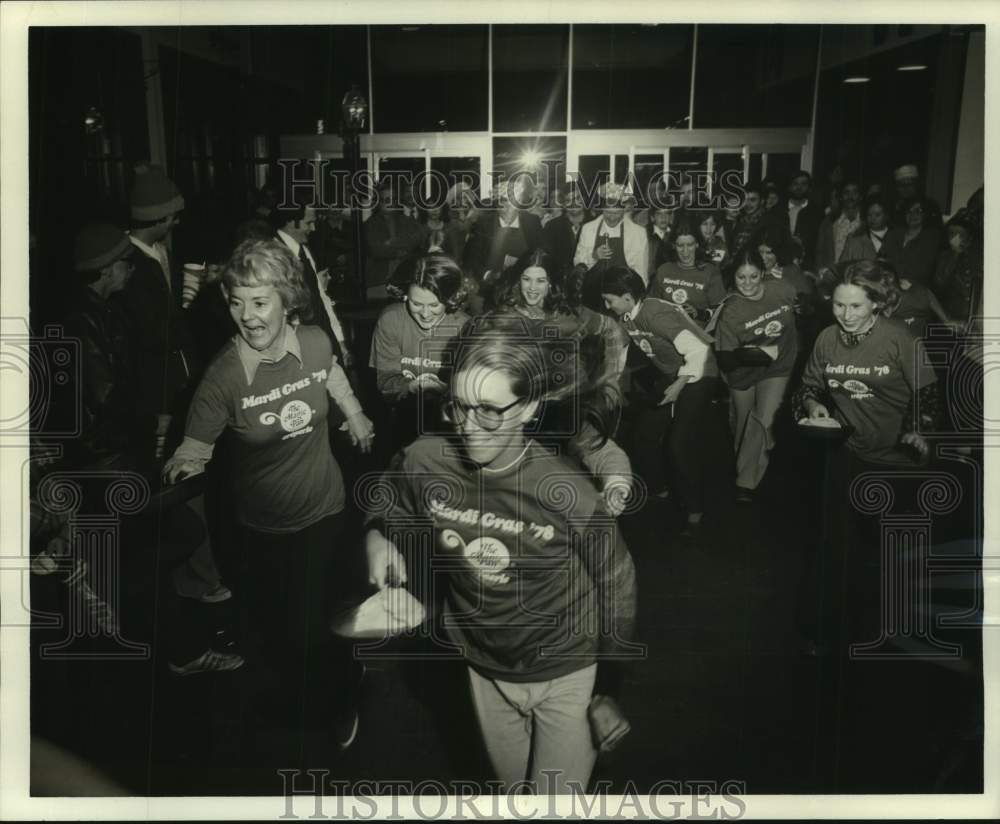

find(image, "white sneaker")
[168,648,245,676]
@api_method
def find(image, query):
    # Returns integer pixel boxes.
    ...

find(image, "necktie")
[299,244,314,277]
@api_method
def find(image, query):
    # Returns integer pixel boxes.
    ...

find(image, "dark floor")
[29,414,985,797]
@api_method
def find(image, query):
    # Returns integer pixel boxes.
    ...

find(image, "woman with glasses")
[880,195,943,287]
[363,320,638,794]
[371,254,470,454]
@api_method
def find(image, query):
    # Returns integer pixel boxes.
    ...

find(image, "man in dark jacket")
[542,184,589,279]
[785,170,824,270]
[364,178,428,299]
[119,165,198,464]
[65,224,138,470]
[464,182,544,280]
[271,194,349,366]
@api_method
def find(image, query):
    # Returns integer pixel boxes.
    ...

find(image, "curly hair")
[386,253,468,312]
[838,259,900,315]
[222,238,312,323]
[667,219,709,266]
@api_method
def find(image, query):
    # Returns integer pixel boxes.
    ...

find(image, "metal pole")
[350,129,367,304]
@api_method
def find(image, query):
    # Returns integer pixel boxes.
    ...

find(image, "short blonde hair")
[222,239,312,322]
[840,260,900,315]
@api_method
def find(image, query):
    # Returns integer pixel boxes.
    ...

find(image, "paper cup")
[181,263,205,308]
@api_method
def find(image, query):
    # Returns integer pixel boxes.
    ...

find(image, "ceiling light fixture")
[843,76,871,84]
[897,64,928,72]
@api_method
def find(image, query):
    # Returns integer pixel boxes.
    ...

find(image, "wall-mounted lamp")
[341,86,368,131]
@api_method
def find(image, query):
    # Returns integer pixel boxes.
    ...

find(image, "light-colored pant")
[468,663,598,794]
[730,376,789,490]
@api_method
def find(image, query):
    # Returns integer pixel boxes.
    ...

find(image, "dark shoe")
[169,648,245,676]
[735,487,754,504]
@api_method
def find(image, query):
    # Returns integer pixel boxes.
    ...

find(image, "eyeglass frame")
[442,396,528,432]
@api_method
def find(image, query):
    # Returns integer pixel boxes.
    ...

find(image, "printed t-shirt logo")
[441,528,512,586]
[260,399,315,440]
[763,320,783,337]
[671,288,689,305]
[638,338,654,356]
[827,378,874,400]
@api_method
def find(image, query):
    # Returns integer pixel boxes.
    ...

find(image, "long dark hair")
[750,225,793,267]
[667,219,708,267]
[488,249,573,316]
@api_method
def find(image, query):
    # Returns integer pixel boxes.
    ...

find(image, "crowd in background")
[27,156,985,787]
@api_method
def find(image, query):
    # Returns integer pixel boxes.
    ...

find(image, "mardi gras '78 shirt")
[801,318,936,465]
[368,436,638,683]
[369,302,469,402]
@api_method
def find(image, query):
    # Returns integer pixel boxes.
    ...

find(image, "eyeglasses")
[442,397,525,432]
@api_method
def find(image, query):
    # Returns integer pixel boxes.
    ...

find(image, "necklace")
[838,317,878,347]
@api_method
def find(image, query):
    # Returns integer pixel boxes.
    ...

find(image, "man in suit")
[464,181,544,280]
[541,183,589,279]
[786,170,824,270]
[271,193,376,473]
[271,195,350,367]
[120,165,198,464]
